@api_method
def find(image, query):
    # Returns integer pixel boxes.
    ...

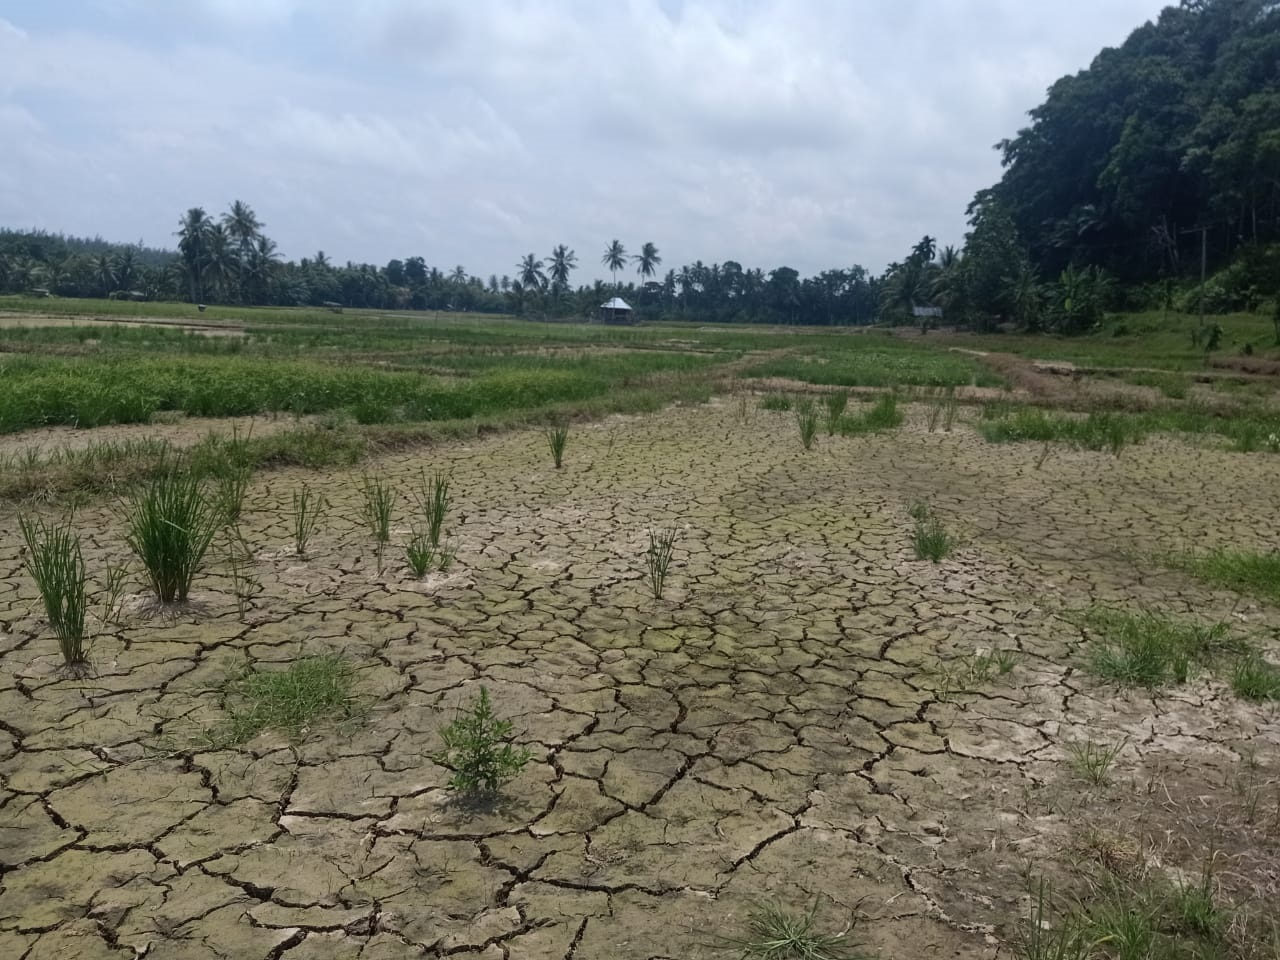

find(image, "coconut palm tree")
[222,201,262,303]
[202,223,239,302]
[633,241,661,281]
[517,253,546,291]
[602,240,627,290]
[548,244,577,294]
[247,235,281,303]
[177,207,212,302]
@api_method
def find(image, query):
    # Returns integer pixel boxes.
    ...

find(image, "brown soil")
[0,400,1276,958]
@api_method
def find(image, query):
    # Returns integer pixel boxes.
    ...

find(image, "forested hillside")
[975,0,1279,311]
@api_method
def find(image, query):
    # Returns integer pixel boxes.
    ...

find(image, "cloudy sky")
[1,0,1168,281]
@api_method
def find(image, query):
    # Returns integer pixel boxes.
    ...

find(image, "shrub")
[434,686,532,796]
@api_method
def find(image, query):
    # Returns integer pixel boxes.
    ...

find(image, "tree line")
[3,0,1276,334]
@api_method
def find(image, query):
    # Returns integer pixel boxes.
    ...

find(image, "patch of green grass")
[434,685,533,797]
[978,408,1144,453]
[124,470,221,603]
[837,394,903,436]
[935,650,1017,699]
[1065,738,1128,787]
[1123,370,1190,399]
[739,339,1003,388]
[19,515,89,670]
[910,503,956,562]
[759,393,793,412]
[1168,548,1280,606]
[220,654,359,744]
[1075,607,1243,688]
[1231,653,1280,701]
[727,898,868,960]
[289,484,326,556]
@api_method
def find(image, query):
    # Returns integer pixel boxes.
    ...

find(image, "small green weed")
[290,484,326,556]
[545,424,570,468]
[1065,738,1128,787]
[214,465,251,527]
[220,531,259,620]
[434,685,533,797]
[414,469,450,546]
[644,527,678,599]
[359,473,395,544]
[912,514,956,562]
[727,898,866,960]
[1015,879,1092,960]
[220,654,359,744]
[19,515,89,670]
[936,650,1016,699]
[99,561,130,627]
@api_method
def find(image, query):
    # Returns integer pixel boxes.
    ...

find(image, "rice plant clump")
[359,473,396,543]
[1231,653,1280,701]
[796,402,820,450]
[290,484,326,556]
[415,469,450,547]
[824,391,848,433]
[434,685,533,797]
[909,502,955,562]
[546,424,570,469]
[645,526,678,599]
[124,470,221,603]
[19,515,89,670]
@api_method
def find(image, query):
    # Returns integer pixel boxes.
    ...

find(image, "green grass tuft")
[837,394,902,436]
[124,470,221,603]
[1231,653,1280,701]
[727,898,868,960]
[1168,548,1280,606]
[1075,606,1243,689]
[19,515,89,669]
[545,424,570,468]
[220,654,359,744]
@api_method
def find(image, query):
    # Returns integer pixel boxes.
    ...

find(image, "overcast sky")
[0,0,1169,281]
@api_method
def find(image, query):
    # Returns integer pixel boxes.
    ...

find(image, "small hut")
[599,296,634,324]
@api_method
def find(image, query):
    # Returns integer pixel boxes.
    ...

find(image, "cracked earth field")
[2,397,1278,959]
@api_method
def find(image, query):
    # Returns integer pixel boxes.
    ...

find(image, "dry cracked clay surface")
[1,399,1278,959]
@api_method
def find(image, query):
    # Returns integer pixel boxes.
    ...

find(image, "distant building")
[912,306,943,319]
[599,296,634,324]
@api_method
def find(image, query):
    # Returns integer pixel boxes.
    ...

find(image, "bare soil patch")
[0,401,1276,958]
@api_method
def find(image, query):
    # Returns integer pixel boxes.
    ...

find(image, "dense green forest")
[1,0,1276,332]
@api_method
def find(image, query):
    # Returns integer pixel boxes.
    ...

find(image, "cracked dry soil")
[1,399,1278,959]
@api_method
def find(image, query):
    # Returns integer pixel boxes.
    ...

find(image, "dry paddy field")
[1,397,1278,959]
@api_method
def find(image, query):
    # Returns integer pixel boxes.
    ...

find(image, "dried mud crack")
[2,399,1278,959]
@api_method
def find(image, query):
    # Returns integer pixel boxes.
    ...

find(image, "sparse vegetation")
[434,685,533,797]
[823,391,848,433]
[123,469,221,603]
[219,654,360,744]
[19,515,89,669]
[910,502,956,562]
[1168,548,1280,607]
[837,394,903,436]
[1231,653,1280,702]
[290,484,326,556]
[644,526,678,599]
[1075,606,1246,689]
[796,401,820,450]
[726,898,866,960]
[359,473,396,544]
[1065,738,1128,787]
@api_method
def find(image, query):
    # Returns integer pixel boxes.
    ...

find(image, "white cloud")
[0,0,1170,277]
